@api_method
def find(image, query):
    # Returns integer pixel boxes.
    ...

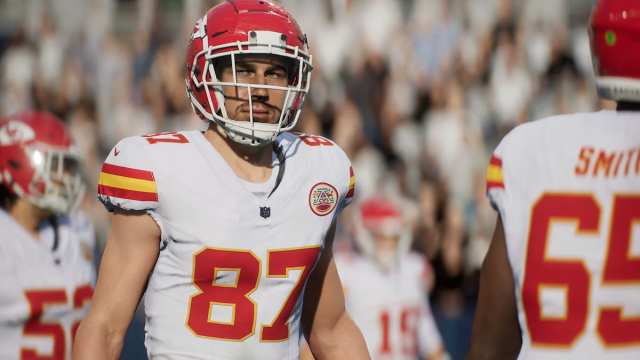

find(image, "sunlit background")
[0,0,602,358]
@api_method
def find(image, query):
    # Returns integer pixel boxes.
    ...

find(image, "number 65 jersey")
[486,111,640,359]
[98,131,355,359]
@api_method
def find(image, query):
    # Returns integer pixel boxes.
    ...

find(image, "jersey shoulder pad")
[281,132,356,209]
[98,136,159,212]
[485,124,528,212]
[485,119,558,212]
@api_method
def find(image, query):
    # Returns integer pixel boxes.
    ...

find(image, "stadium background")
[0,0,605,358]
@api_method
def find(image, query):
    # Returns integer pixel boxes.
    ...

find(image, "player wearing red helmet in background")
[334,198,445,360]
[74,1,369,359]
[0,112,94,359]
[468,0,640,359]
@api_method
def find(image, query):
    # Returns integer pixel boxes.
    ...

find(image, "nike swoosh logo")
[114,147,120,156]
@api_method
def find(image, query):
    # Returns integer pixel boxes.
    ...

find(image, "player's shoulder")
[0,209,27,252]
[499,111,607,149]
[108,130,196,158]
[278,132,350,165]
[403,251,430,274]
[279,132,355,205]
[98,131,197,212]
[335,251,370,273]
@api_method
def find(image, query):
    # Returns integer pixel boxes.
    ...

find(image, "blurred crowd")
[0,0,601,358]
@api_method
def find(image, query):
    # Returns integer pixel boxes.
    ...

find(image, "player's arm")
[466,215,521,360]
[73,212,160,359]
[302,222,370,360]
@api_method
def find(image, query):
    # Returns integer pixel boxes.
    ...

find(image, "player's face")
[219,55,290,124]
[372,231,400,265]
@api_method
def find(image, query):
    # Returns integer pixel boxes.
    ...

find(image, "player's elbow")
[306,314,347,356]
[306,313,370,359]
[73,314,127,359]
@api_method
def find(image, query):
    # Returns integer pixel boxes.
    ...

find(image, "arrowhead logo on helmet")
[0,112,85,214]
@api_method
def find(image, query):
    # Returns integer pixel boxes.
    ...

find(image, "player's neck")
[204,125,273,183]
[616,101,640,112]
[9,199,49,240]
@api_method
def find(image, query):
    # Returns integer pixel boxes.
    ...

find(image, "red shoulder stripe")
[98,184,158,202]
[486,181,505,190]
[490,155,502,166]
[101,163,155,181]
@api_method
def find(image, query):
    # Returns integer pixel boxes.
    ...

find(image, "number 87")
[186,246,321,342]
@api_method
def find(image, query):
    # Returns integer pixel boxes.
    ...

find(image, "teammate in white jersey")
[468,0,640,359]
[74,1,369,359]
[0,112,94,359]
[335,198,445,360]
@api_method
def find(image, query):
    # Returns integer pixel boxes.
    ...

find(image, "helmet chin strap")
[214,121,272,147]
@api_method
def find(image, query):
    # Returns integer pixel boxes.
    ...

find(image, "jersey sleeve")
[486,134,510,216]
[97,136,159,212]
[293,133,356,212]
[332,145,356,212]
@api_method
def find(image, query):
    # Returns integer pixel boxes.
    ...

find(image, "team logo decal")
[0,120,35,145]
[308,182,339,216]
[192,15,207,40]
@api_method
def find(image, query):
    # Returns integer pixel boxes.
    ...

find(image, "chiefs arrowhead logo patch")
[309,182,339,216]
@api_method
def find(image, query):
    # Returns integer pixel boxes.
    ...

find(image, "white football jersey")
[335,252,442,360]
[0,210,94,359]
[487,111,640,359]
[97,131,355,359]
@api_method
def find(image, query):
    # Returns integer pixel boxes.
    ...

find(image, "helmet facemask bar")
[188,34,312,146]
[26,146,85,214]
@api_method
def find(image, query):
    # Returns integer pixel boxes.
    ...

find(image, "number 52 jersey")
[0,211,94,359]
[486,111,640,359]
[98,131,355,359]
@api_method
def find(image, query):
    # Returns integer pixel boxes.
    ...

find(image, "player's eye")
[266,68,287,79]
[235,67,253,77]
[265,68,289,86]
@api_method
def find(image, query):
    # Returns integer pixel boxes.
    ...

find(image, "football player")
[335,198,445,360]
[468,0,640,359]
[74,1,369,359]
[0,111,94,359]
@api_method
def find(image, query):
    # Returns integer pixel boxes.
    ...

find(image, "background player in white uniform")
[468,0,640,359]
[336,198,445,360]
[74,1,369,359]
[0,112,94,359]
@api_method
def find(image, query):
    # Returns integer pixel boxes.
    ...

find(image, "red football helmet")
[590,0,640,102]
[354,198,412,270]
[185,0,313,146]
[0,112,84,214]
